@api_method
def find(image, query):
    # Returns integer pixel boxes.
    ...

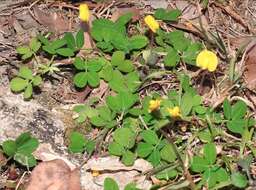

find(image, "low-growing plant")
[10,66,42,99]
[1,133,39,167]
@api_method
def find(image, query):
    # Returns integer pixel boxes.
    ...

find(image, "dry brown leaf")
[145,0,168,9]
[26,159,81,190]
[33,7,69,32]
[244,42,256,90]
[111,7,141,22]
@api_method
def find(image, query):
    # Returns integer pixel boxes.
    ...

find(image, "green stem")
[160,129,196,190]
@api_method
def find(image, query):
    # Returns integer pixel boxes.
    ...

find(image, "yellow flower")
[91,170,100,177]
[79,4,90,22]
[148,99,161,113]
[167,106,181,118]
[196,49,218,72]
[144,15,160,33]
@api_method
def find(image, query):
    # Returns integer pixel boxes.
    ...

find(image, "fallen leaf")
[243,41,256,90]
[33,7,70,33]
[26,159,80,190]
[89,80,108,100]
[145,0,169,9]
[111,7,141,22]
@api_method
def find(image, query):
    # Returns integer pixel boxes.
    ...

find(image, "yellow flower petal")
[167,106,181,118]
[148,99,161,113]
[91,170,100,177]
[144,15,159,33]
[79,4,90,22]
[196,49,218,72]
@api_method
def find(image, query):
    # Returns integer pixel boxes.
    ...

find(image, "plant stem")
[160,129,196,190]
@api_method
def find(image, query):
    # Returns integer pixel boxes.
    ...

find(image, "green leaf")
[126,71,141,92]
[56,48,74,57]
[227,119,246,134]
[118,91,138,111]
[203,143,216,165]
[180,92,193,116]
[115,12,132,26]
[198,130,212,143]
[15,133,31,145]
[111,34,130,53]
[148,150,161,167]
[113,128,136,149]
[111,51,125,66]
[160,143,177,163]
[191,156,209,172]
[164,48,179,67]
[42,45,56,54]
[90,116,106,127]
[128,35,148,50]
[231,172,248,188]
[156,168,178,180]
[223,99,232,120]
[108,142,125,156]
[154,8,181,21]
[140,130,159,145]
[76,29,84,49]
[87,71,100,87]
[10,77,28,92]
[18,67,33,80]
[96,41,113,52]
[99,64,114,82]
[137,142,154,158]
[192,95,202,106]
[108,70,126,92]
[106,91,137,112]
[37,34,50,45]
[22,52,33,60]
[68,132,86,153]
[117,60,134,73]
[2,140,17,157]
[215,167,229,182]
[202,168,217,188]
[14,153,37,167]
[24,83,33,99]
[91,19,117,42]
[16,136,39,155]
[74,72,88,88]
[168,31,189,51]
[104,177,119,190]
[64,32,76,50]
[122,150,135,166]
[231,100,247,119]
[88,58,104,72]
[106,96,121,112]
[98,106,112,121]
[32,75,42,86]
[17,46,30,55]
[29,38,41,53]
[51,39,66,49]
[124,183,140,190]
[74,57,86,70]
[85,140,95,154]
[182,42,202,65]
